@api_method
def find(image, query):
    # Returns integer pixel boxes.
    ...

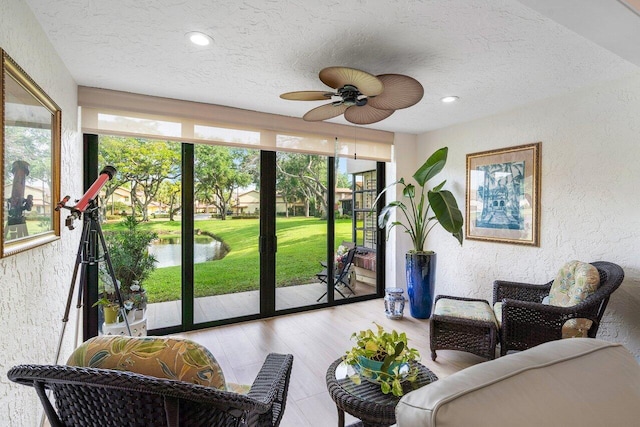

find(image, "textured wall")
[408,72,640,359]
[0,1,81,425]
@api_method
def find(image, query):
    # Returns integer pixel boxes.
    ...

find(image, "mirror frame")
[1,49,61,257]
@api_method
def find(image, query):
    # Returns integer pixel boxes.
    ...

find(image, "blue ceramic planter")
[405,253,437,319]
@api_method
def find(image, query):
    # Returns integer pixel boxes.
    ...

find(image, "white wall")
[386,133,419,289]
[416,72,640,358]
[0,1,82,425]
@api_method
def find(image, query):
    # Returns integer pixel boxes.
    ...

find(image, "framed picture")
[465,142,540,246]
[1,49,61,257]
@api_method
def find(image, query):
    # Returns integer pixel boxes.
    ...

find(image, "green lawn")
[103,217,351,302]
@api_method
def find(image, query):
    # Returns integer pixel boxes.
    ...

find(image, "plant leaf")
[371,178,405,211]
[380,355,392,373]
[392,379,403,396]
[380,381,391,394]
[428,189,464,238]
[394,341,405,356]
[432,180,446,192]
[402,184,415,199]
[378,202,405,228]
[365,341,379,352]
[413,147,448,187]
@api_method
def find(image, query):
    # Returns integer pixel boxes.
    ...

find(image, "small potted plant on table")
[343,323,420,396]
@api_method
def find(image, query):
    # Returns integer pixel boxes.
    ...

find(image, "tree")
[98,136,134,218]
[194,145,252,220]
[157,180,181,221]
[276,153,329,218]
[3,126,51,183]
[99,136,181,221]
[276,171,305,217]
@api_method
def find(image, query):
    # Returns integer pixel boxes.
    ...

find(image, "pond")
[149,235,225,268]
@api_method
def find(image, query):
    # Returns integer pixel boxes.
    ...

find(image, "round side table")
[326,358,438,427]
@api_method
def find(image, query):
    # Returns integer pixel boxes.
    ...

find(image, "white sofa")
[396,339,640,427]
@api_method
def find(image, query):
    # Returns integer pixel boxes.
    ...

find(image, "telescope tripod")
[54,199,131,364]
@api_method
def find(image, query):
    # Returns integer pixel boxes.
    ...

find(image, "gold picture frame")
[465,142,540,246]
[1,49,61,257]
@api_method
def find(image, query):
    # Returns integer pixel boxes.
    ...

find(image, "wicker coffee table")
[326,358,438,427]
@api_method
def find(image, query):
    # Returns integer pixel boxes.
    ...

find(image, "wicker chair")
[8,350,293,427]
[494,261,624,356]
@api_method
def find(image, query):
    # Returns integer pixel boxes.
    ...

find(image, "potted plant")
[128,281,148,319]
[343,323,420,397]
[374,147,463,318]
[93,297,120,324]
[102,215,157,317]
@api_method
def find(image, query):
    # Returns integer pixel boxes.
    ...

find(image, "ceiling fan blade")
[280,91,334,101]
[319,67,384,97]
[344,105,394,125]
[367,74,424,110]
[303,103,349,121]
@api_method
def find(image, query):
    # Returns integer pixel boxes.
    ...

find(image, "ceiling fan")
[280,66,424,125]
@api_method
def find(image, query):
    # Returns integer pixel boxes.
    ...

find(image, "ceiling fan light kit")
[280,66,424,125]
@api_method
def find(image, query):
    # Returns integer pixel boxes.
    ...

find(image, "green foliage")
[375,147,463,252]
[194,145,252,220]
[99,136,181,221]
[276,152,337,218]
[104,216,158,293]
[3,126,51,183]
[102,217,352,302]
[344,323,421,397]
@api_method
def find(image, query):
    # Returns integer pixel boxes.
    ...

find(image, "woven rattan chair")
[8,351,293,427]
[494,261,624,356]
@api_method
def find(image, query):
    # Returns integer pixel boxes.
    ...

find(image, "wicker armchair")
[8,351,294,427]
[494,261,624,356]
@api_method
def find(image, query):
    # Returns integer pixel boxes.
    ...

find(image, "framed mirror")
[1,49,61,257]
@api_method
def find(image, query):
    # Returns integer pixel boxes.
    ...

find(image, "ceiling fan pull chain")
[354,126,357,160]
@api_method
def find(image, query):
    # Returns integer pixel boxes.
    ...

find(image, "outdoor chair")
[430,261,624,360]
[494,260,624,356]
[316,247,357,302]
[8,335,294,427]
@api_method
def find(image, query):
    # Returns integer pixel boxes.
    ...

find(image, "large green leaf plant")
[375,147,463,252]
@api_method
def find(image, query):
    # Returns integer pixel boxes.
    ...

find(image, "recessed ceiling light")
[441,96,459,103]
[186,31,213,46]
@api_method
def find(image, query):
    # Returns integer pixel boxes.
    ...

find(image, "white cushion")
[434,298,497,326]
[396,339,640,427]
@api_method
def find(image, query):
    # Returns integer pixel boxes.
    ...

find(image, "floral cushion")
[548,261,600,330]
[67,336,227,389]
[434,298,498,327]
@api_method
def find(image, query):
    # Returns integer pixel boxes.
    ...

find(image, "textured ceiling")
[24,0,639,134]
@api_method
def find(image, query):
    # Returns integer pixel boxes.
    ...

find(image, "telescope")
[56,166,117,229]
[53,164,130,365]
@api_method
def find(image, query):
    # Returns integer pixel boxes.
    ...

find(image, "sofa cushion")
[548,260,600,330]
[396,339,640,427]
[434,298,498,327]
[67,335,227,389]
[549,261,599,305]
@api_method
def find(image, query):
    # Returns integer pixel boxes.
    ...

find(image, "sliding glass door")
[274,151,330,310]
[87,134,383,336]
[193,146,260,323]
[97,135,183,332]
